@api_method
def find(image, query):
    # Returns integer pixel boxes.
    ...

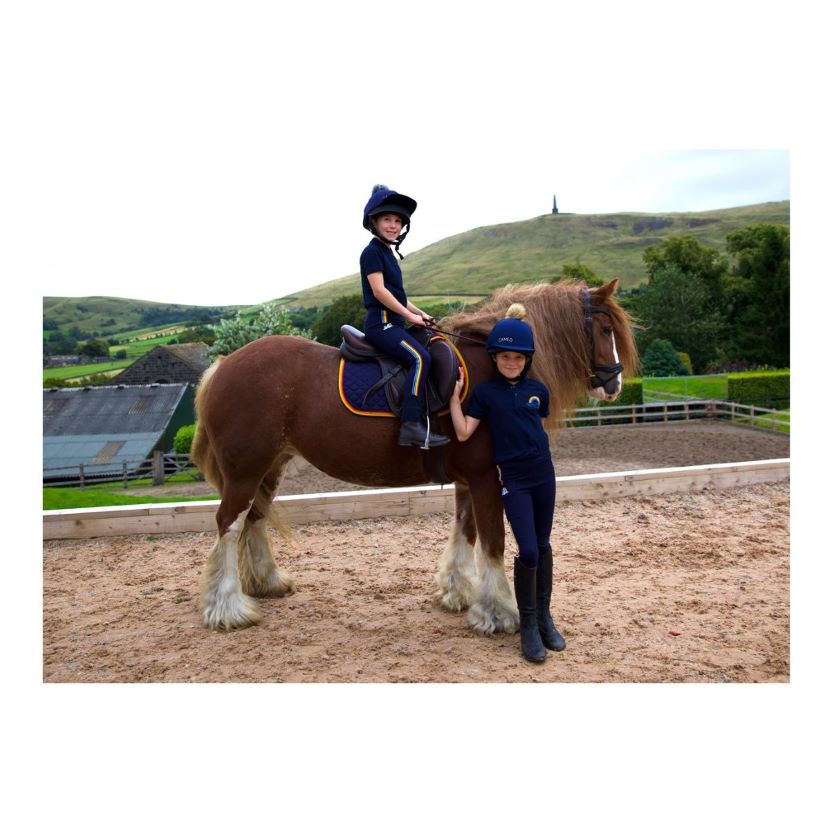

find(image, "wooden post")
[123,460,129,489]
[79,464,85,490]
[152,451,165,486]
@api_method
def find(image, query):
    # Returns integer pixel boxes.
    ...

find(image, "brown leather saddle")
[339,325,460,416]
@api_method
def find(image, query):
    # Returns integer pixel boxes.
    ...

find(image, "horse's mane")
[443,280,638,426]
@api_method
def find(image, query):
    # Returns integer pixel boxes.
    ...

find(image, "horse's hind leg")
[238,456,296,598]
[434,482,479,612]
[200,476,265,631]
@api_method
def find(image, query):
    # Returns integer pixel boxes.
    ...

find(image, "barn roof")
[109,342,211,386]
[43,383,189,478]
[158,343,210,372]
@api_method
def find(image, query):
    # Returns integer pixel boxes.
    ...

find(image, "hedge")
[727,371,789,409]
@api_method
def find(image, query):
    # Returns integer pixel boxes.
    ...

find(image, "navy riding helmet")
[363,184,417,255]
[486,317,535,354]
[487,314,535,376]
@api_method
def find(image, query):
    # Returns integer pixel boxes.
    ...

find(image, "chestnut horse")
[191,279,637,633]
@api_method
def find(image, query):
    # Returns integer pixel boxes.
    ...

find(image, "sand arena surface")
[42,422,790,683]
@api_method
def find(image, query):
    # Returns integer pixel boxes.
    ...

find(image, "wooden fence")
[43,452,200,489]
[42,459,791,540]
[42,399,789,489]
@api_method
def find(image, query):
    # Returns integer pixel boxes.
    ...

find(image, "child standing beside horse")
[360,184,450,449]
[449,304,566,663]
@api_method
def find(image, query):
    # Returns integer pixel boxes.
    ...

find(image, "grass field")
[643,374,730,401]
[43,488,215,510]
[112,332,183,358]
[43,360,133,381]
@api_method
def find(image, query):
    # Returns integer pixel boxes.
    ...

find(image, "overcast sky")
[6,4,808,308]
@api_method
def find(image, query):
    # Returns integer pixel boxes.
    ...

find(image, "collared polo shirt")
[360,238,407,327]
[467,376,551,465]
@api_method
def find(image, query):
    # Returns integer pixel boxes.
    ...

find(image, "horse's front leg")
[434,482,479,612]
[467,479,519,634]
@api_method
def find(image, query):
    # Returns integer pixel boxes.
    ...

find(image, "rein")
[581,288,624,390]
[423,324,488,345]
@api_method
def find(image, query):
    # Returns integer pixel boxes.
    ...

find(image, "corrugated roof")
[43,384,187,436]
[43,384,188,478]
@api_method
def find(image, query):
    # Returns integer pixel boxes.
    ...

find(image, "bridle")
[581,288,624,393]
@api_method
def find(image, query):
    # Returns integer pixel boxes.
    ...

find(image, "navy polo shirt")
[467,376,551,465]
[360,238,407,327]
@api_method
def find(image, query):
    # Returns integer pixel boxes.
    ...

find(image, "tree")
[641,339,689,376]
[560,262,604,287]
[643,235,729,304]
[311,295,366,346]
[287,306,319,331]
[631,236,733,371]
[629,263,726,371]
[177,325,216,346]
[77,338,110,358]
[44,331,78,356]
[208,302,313,358]
[724,224,789,367]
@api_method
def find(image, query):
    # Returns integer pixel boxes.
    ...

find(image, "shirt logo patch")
[527,395,541,409]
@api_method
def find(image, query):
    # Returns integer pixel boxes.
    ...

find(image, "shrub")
[641,339,689,376]
[174,423,197,454]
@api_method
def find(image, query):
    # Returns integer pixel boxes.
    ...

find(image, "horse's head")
[583,279,628,402]
[443,277,638,425]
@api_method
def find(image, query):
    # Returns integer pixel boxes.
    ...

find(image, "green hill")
[42,295,246,338]
[282,201,790,308]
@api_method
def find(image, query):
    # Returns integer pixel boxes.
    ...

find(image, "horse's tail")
[190,358,224,495]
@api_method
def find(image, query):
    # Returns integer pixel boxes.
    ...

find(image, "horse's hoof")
[201,593,262,631]
[467,601,519,635]
[246,570,296,598]
[433,586,471,613]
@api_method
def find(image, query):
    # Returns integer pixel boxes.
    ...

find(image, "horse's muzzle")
[590,362,623,397]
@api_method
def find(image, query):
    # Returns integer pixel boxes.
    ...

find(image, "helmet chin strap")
[372,221,410,259]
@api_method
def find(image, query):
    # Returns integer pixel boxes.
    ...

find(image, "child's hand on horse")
[452,366,465,399]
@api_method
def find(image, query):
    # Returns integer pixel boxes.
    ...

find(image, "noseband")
[581,288,624,392]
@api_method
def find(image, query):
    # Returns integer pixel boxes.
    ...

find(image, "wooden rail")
[42,459,790,541]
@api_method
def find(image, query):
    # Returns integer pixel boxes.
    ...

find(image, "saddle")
[338,325,461,417]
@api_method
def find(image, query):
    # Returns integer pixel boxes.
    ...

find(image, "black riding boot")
[398,417,450,449]
[536,544,566,651]
[513,557,546,664]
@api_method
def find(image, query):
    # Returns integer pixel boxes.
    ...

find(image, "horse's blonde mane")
[443,280,638,426]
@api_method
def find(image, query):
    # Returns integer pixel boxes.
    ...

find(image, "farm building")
[110,342,211,386]
[109,342,212,425]
[43,383,193,482]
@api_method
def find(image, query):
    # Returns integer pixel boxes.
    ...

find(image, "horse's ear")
[591,278,620,301]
